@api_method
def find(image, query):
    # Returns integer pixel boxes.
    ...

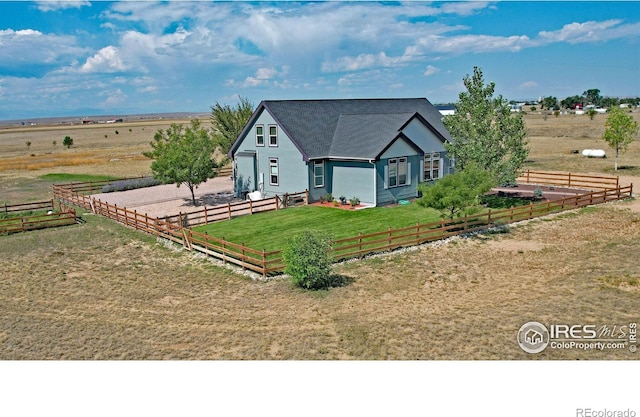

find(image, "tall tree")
[210,96,254,156]
[443,66,529,185]
[541,96,558,110]
[583,89,601,106]
[602,107,639,171]
[144,119,219,206]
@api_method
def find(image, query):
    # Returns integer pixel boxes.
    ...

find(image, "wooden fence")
[52,172,633,277]
[2,200,54,215]
[162,190,309,227]
[0,209,77,235]
[517,170,619,189]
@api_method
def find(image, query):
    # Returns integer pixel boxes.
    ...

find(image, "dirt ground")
[91,176,237,218]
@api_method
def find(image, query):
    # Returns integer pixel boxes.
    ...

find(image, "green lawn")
[194,202,443,251]
[38,173,119,183]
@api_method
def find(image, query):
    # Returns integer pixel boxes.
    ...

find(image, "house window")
[424,152,441,181]
[269,158,279,186]
[387,157,408,188]
[269,125,278,146]
[313,160,324,188]
[255,125,264,146]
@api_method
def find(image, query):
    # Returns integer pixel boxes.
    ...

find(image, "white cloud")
[424,65,440,77]
[100,88,127,106]
[322,52,413,73]
[535,20,640,44]
[520,81,538,89]
[36,1,90,12]
[229,66,290,88]
[0,29,86,67]
[79,46,128,73]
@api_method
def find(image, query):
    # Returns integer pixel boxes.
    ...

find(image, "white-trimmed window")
[424,152,441,181]
[269,125,278,146]
[313,160,324,188]
[387,157,408,188]
[255,125,264,146]
[269,158,279,186]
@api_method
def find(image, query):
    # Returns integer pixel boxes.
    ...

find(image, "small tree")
[602,107,639,171]
[26,141,31,150]
[443,66,528,185]
[587,108,597,120]
[52,140,57,147]
[143,119,219,206]
[282,230,334,290]
[210,96,254,156]
[63,136,73,149]
[417,165,496,220]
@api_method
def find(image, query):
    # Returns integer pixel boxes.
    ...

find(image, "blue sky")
[0,1,639,120]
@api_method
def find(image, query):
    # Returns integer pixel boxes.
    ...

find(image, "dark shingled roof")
[231,98,451,160]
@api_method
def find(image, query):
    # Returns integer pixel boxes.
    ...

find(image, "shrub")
[63,136,73,149]
[349,197,360,207]
[533,187,544,200]
[100,176,163,193]
[339,196,346,205]
[325,193,333,202]
[319,195,326,203]
[282,230,334,290]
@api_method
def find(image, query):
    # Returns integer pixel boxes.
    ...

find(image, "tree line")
[538,89,640,111]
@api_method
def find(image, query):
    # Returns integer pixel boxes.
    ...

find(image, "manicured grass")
[38,173,119,183]
[194,202,443,251]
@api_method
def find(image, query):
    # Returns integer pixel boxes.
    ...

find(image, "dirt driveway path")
[91,176,238,218]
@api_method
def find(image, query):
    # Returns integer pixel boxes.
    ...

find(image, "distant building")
[435,104,456,116]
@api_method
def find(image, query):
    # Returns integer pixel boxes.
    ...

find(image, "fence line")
[2,200,54,214]
[0,209,77,234]
[163,190,309,227]
[517,170,619,189]
[53,173,633,277]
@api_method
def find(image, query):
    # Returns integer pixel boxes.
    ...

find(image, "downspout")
[370,159,377,207]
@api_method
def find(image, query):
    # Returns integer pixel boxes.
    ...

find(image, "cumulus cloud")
[520,81,538,89]
[227,66,290,88]
[322,52,413,72]
[536,20,640,44]
[79,46,128,73]
[0,29,85,67]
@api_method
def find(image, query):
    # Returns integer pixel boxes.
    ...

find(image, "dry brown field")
[0,111,639,359]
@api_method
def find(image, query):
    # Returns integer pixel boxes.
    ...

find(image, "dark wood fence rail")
[0,210,77,234]
[517,170,619,189]
[2,200,55,214]
[52,172,633,277]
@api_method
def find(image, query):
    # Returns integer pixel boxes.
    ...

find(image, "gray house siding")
[307,159,331,201]
[232,109,307,197]
[328,161,375,206]
[375,154,421,205]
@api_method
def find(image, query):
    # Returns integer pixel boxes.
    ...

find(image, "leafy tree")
[282,230,334,290]
[602,107,639,171]
[26,141,31,150]
[561,95,583,109]
[63,136,73,149]
[587,108,597,120]
[144,119,219,206]
[443,66,529,185]
[541,96,558,110]
[52,140,57,147]
[417,165,496,220]
[583,89,601,106]
[210,96,254,156]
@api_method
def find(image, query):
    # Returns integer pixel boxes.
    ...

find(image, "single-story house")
[228,98,454,206]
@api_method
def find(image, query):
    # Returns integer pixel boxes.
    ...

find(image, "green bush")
[282,230,334,290]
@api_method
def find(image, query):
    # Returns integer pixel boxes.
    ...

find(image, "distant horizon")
[2,1,639,120]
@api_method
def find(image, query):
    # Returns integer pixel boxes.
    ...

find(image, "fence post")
[358,232,363,257]
[124,207,129,227]
[305,189,309,205]
[249,198,253,214]
[440,219,445,239]
[526,170,530,183]
[283,193,289,208]
[415,222,420,243]
[241,242,246,271]
[464,213,468,231]
[262,249,267,278]
[529,202,533,219]
[487,208,492,226]
[227,203,231,220]
[275,195,280,211]
[388,227,393,248]
[568,172,571,188]
[222,237,227,265]
[113,203,117,220]
[204,205,208,224]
